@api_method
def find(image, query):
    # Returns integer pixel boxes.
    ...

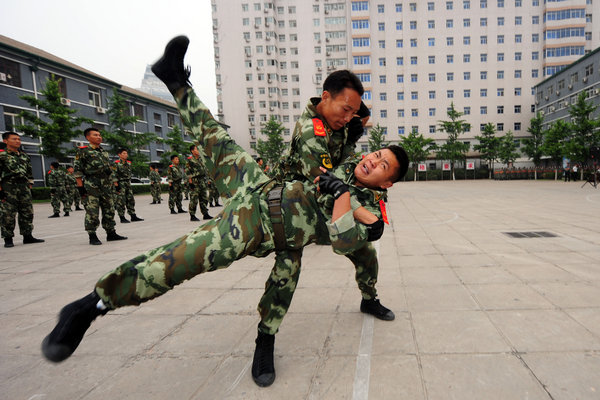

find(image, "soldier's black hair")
[170,154,179,161]
[51,161,60,169]
[2,131,19,140]
[256,157,263,163]
[323,70,364,97]
[189,144,197,152]
[117,148,128,154]
[84,128,99,137]
[384,145,409,183]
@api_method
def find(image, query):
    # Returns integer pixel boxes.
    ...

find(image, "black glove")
[77,186,87,197]
[189,183,195,190]
[0,189,6,201]
[366,219,384,242]
[347,116,365,144]
[317,171,349,199]
[50,188,56,195]
[357,101,370,118]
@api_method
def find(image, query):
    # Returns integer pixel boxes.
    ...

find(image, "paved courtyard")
[1,180,599,400]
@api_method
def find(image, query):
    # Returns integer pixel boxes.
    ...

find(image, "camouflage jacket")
[167,164,183,183]
[65,173,77,189]
[0,149,33,186]
[47,168,67,187]
[185,155,208,183]
[74,145,114,194]
[113,159,132,185]
[149,169,161,185]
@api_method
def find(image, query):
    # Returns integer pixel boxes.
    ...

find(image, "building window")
[515,52,522,61]
[428,20,435,28]
[379,58,386,66]
[464,106,471,115]
[497,35,504,44]
[532,34,539,42]
[497,88,504,96]
[497,52,504,61]
[410,3,417,11]
[515,34,522,43]
[429,108,436,116]
[397,57,404,65]
[481,35,487,44]
[378,22,385,31]
[429,125,436,133]
[497,70,504,79]
[411,109,418,117]
[481,88,487,97]
[464,54,471,63]
[88,87,101,107]
[446,19,454,28]
[378,4,385,12]
[481,53,487,62]
[480,71,487,80]
[410,21,418,29]
[397,92,404,100]
[428,2,435,10]
[379,75,387,84]
[428,38,435,46]
[481,0,487,8]
[397,74,404,83]
[411,91,418,100]
[515,87,521,96]
[429,73,436,82]
[411,39,418,47]
[447,1,454,9]
[516,16,523,25]
[447,90,454,98]
[532,51,539,60]
[398,126,405,135]
[497,123,504,131]
[480,17,487,26]
[429,90,436,99]
[132,103,144,120]
[447,72,454,81]
[498,17,504,25]
[396,21,403,30]
[447,37,454,46]
[464,89,471,98]
[464,36,471,45]
[514,70,522,78]
[514,122,521,131]
[397,39,404,48]
[167,113,176,128]
[497,105,504,114]
[447,55,454,63]
[464,18,471,27]
[398,109,405,117]
[464,71,471,80]
[464,0,471,8]
[380,110,387,118]
[410,56,418,65]
[380,92,387,101]
[429,56,436,64]
[396,3,403,12]
[480,106,487,114]
[411,74,418,82]
[514,105,521,113]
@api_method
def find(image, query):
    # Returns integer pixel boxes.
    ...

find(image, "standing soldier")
[185,144,212,221]
[0,131,44,248]
[207,178,221,207]
[66,166,83,211]
[149,164,162,204]
[74,128,127,245]
[113,149,143,223]
[167,154,185,214]
[47,161,70,218]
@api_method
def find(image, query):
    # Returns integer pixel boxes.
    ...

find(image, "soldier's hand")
[347,116,364,144]
[115,183,121,193]
[189,183,195,189]
[365,219,384,242]
[0,189,6,201]
[77,186,87,198]
[315,169,349,199]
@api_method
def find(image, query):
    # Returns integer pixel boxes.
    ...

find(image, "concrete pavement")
[1,180,599,399]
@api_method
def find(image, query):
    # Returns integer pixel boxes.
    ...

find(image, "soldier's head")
[171,154,180,165]
[318,70,364,131]
[51,161,60,170]
[2,131,21,151]
[117,149,128,160]
[354,145,409,190]
[256,157,264,166]
[67,166,74,173]
[84,128,102,146]
[190,144,200,157]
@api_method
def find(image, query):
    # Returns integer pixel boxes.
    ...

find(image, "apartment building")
[211,0,599,156]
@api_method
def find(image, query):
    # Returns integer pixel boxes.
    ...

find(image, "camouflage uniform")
[149,169,161,203]
[257,97,381,335]
[185,154,209,217]
[47,167,70,214]
[65,171,81,209]
[0,148,35,239]
[94,88,382,327]
[207,178,220,206]
[113,159,136,218]
[167,163,183,211]
[74,145,116,234]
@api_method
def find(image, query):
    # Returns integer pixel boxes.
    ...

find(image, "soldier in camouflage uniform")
[185,144,212,221]
[149,164,162,204]
[47,162,71,218]
[0,131,44,248]
[167,155,186,214]
[74,128,127,245]
[41,37,409,388]
[113,149,143,223]
[66,166,83,211]
[207,177,221,207]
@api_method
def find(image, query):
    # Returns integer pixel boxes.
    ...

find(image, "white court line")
[226,359,252,394]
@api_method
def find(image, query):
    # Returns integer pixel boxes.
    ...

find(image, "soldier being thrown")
[42,37,409,388]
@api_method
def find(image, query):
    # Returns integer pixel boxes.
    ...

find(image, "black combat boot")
[177,208,187,214]
[130,214,144,222]
[41,291,108,363]
[151,35,191,95]
[150,201,156,204]
[190,215,200,222]
[89,233,102,245]
[4,237,14,248]
[119,215,130,223]
[170,209,177,215]
[203,212,213,220]
[360,298,395,321]
[251,331,276,387]
[75,205,83,211]
[106,231,127,241]
[23,234,44,244]
[48,212,60,218]
[215,201,222,207]
[64,211,70,217]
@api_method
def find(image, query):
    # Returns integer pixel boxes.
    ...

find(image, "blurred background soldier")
[47,161,70,218]
[182,169,190,200]
[74,128,127,245]
[207,177,221,207]
[66,165,83,211]
[0,131,44,248]
[149,164,162,204]
[113,149,143,223]
[185,144,211,221]
[167,154,185,214]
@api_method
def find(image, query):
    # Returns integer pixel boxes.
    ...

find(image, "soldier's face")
[3,134,21,151]
[354,149,399,190]
[173,157,179,165]
[119,151,128,160]
[318,88,361,131]
[86,130,102,146]
[191,147,199,157]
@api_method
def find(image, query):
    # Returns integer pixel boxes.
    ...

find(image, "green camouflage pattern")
[113,159,136,217]
[167,164,183,211]
[185,155,209,216]
[65,171,82,209]
[207,178,220,205]
[95,88,369,313]
[149,169,162,203]
[0,149,34,238]
[47,168,70,213]
[74,145,116,233]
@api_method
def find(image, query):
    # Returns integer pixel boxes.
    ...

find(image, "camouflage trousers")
[115,183,136,217]
[188,179,208,216]
[208,183,219,205]
[95,87,274,308]
[150,183,161,203]
[0,182,33,238]
[68,187,82,208]
[84,189,116,234]
[168,181,183,211]
[50,186,70,213]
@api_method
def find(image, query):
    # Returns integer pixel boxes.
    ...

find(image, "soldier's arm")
[292,118,336,180]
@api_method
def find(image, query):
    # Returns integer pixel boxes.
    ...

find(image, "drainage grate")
[503,231,558,238]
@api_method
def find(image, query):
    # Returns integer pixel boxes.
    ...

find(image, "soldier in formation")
[167,154,186,214]
[74,128,127,245]
[207,178,221,207]
[0,131,44,248]
[66,165,83,211]
[185,144,212,221]
[47,161,70,218]
[113,149,143,223]
[149,164,162,204]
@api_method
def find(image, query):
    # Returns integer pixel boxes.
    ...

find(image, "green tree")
[17,75,92,161]
[521,112,545,180]
[542,119,569,180]
[160,125,188,168]
[368,124,388,152]
[102,89,159,177]
[437,102,470,180]
[474,122,501,179]
[565,91,600,180]
[399,131,436,181]
[256,116,286,168]
[498,131,520,167]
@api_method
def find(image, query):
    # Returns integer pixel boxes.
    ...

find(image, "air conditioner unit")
[73,141,85,148]
[266,36,270,41]
[250,121,255,126]
[249,107,255,112]
[565,101,570,106]
[326,38,330,42]
[249,93,254,98]
[317,39,321,44]
[214,53,220,59]
[540,110,545,115]
[535,99,539,105]
[549,106,555,112]
[268,78,272,83]
[269,93,273,97]
[544,95,549,100]
[254,24,259,29]
[245,37,250,43]
[265,22,270,27]
[595,89,600,95]
[325,9,329,14]
[326,52,331,56]
[568,84,573,89]
[264,8,268,13]
[0,72,6,82]
[317,67,322,71]
[96,106,106,114]
[556,91,560,96]
[583,76,588,83]
[218,108,223,113]
[269,107,274,111]
[60,98,71,106]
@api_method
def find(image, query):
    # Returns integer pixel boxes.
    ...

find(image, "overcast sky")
[0,0,218,111]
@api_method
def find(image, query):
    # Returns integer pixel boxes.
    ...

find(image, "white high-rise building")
[211,0,599,156]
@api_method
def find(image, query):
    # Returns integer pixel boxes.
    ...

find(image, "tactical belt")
[267,184,286,251]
